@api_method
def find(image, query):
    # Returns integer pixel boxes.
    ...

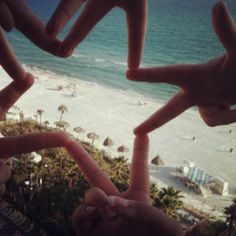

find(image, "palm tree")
[153,186,184,219]
[224,198,236,235]
[37,109,44,127]
[58,105,68,122]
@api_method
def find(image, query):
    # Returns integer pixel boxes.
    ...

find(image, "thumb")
[212,1,236,56]
[107,196,184,236]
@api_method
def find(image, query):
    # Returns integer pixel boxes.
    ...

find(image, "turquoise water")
[7,0,236,101]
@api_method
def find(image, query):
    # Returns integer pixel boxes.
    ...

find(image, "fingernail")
[108,196,130,208]
[86,206,96,212]
[59,46,73,57]
[133,127,141,136]
[213,1,226,19]
[126,70,132,79]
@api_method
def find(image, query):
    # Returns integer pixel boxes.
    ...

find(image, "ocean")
[6,0,236,102]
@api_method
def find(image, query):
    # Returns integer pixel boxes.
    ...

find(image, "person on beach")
[126,1,236,135]
[66,135,184,236]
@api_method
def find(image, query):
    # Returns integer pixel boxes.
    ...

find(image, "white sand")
[1,65,235,214]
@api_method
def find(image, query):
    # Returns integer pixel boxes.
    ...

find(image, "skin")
[4,0,62,56]
[0,21,70,194]
[0,132,70,195]
[125,1,236,135]
[46,0,147,69]
[0,0,66,70]
[0,0,65,86]
[66,136,183,236]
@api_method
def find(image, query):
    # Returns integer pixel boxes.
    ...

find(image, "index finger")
[59,0,113,56]
[0,27,27,80]
[134,91,193,135]
[128,135,150,202]
[126,0,147,69]
[127,64,206,89]
[6,1,62,56]
[0,132,70,159]
[46,0,86,37]
[66,141,118,195]
[0,2,14,31]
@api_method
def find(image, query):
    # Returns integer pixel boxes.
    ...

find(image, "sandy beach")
[1,65,235,215]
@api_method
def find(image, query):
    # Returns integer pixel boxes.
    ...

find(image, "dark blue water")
[7,0,236,101]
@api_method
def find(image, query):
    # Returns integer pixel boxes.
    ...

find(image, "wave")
[95,58,105,63]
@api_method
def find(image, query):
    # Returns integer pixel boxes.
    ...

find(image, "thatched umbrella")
[87,132,100,154]
[54,121,70,131]
[74,127,85,140]
[151,155,164,166]
[117,145,129,154]
[103,137,114,153]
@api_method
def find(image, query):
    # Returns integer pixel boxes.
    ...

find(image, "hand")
[126,1,236,134]
[0,132,70,197]
[46,0,147,69]
[0,11,35,115]
[1,0,62,56]
[66,136,183,236]
[0,0,66,110]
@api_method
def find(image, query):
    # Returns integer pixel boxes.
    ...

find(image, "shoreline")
[1,65,236,216]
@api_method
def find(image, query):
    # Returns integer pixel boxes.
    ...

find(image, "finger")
[0,132,70,159]
[66,141,118,195]
[59,0,113,56]
[134,92,193,135]
[128,135,150,203]
[126,63,205,89]
[6,1,62,56]
[0,161,11,185]
[72,203,101,235]
[0,74,34,118]
[85,187,119,220]
[0,27,27,80]
[212,1,236,55]
[46,0,86,37]
[199,105,236,127]
[125,0,147,69]
[0,3,14,31]
[84,187,108,206]
[107,196,183,236]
